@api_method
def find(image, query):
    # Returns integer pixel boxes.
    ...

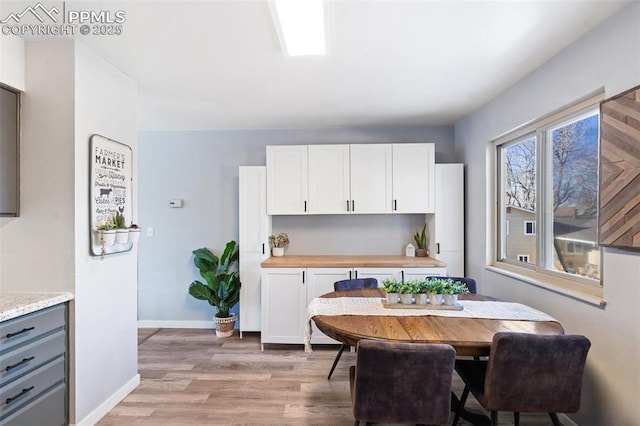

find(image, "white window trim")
[524,221,536,235]
[487,91,605,306]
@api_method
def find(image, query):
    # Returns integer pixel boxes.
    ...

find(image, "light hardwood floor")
[98,329,556,425]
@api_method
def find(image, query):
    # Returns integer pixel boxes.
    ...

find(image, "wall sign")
[90,134,134,256]
[599,85,640,250]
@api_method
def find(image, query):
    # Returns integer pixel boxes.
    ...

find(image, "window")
[524,221,536,235]
[495,95,602,295]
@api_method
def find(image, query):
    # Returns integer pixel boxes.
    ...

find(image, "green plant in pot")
[114,212,129,244]
[413,224,429,257]
[188,241,241,337]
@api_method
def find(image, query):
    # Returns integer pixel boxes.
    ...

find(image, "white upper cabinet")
[308,145,350,214]
[350,144,393,214]
[266,145,308,215]
[392,143,435,213]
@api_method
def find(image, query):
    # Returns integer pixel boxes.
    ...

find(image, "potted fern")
[188,241,241,337]
[413,224,429,257]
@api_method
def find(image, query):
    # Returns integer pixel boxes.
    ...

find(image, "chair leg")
[452,386,470,426]
[490,410,499,426]
[549,413,563,426]
[514,411,520,426]
[328,344,348,379]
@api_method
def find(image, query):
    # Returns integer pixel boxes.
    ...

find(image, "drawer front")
[0,305,65,354]
[0,356,64,417]
[0,383,65,426]
[0,331,65,385]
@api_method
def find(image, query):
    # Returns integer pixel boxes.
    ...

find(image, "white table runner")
[305,297,558,352]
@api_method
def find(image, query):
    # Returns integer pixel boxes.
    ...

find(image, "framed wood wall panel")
[599,85,640,249]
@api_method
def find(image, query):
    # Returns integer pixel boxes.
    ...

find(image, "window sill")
[485,263,605,307]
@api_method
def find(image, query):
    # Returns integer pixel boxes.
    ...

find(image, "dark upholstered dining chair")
[426,276,477,294]
[453,332,591,426]
[327,278,379,379]
[350,340,456,426]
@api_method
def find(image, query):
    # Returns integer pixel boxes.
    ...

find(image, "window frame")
[489,92,605,306]
[524,221,536,235]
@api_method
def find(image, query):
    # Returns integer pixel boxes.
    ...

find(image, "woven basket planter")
[215,314,237,338]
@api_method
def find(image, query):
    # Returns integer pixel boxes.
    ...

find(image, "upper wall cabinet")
[266,145,308,215]
[392,143,435,213]
[266,143,435,215]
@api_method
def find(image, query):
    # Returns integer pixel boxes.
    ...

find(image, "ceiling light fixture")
[270,0,326,56]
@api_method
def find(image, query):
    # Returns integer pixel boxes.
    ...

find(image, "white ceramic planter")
[428,293,443,306]
[115,229,129,244]
[98,230,116,246]
[272,247,285,257]
[400,294,414,305]
[443,294,459,306]
[415,294,429,305]
[386,293,399,304]
[128,228,141,243]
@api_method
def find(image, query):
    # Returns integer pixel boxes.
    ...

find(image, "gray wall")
[455,3,640,425]
[137,126,454,324]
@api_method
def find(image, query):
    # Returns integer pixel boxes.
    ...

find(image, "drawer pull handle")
[5,327,35,339]
[5,356,35,372]
[6,386,35,405]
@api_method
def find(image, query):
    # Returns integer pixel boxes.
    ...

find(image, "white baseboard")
[137,320,215,329]
[72,374,140,426]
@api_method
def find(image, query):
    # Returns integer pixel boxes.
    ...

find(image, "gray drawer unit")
[0,331,65,384]
[0,304,67,426]
[1,383,65,426]
[0,305,65,353]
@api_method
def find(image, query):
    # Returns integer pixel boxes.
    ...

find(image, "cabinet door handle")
[302,271,305,283]
[401,270,405,282]
[5,356,35,372]
[304,201,307,212]
[349,270,352,280]
[437,243,440,254]
[394,200,397,211]
[351,200,355,212]
[262,243,265,255]
[6,326,35,339]
[6,386,34,405]
[354,270,358,279]
[346,200,350,212]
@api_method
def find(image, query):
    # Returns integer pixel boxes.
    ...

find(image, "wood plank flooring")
[98,329,556,425]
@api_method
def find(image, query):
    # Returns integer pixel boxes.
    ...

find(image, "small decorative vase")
[415,294,429,305]
[215,313,236,338]
[415,248,429,257]
[272,247,285,257]
[428,293,443,306]
[400,294,414,305]
[443,294,459,306]
[386,293,399,304]
[128,228,141,243]
[115,229,129,244]
[98,230,116,246]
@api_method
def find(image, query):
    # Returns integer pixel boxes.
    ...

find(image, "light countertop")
[261,255,446,268]
[0,292,74,322]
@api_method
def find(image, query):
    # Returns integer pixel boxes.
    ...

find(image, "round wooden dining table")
[311,288,564,357]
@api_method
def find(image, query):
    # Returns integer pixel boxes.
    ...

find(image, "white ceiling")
[16,1,633,130]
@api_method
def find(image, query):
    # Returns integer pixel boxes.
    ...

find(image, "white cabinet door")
[434,164,464,277]
[306,268,351,344]
[354,267,399,285]
[239,167,271,333]
[401,267,447,282]
[261,268,306,344]
[392,143,435,213]
[308,145,350,214]
[266,145,308,214]
[350,144,392,213]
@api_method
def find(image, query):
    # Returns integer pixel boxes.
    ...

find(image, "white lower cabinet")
[261,266,447,347]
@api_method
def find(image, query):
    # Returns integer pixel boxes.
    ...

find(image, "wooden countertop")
[261,255,446,268]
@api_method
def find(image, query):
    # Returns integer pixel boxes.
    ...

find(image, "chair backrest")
[351,339,455,424]
[426,276,477,294]
[485,332,591,413]
[334,278,378,291]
